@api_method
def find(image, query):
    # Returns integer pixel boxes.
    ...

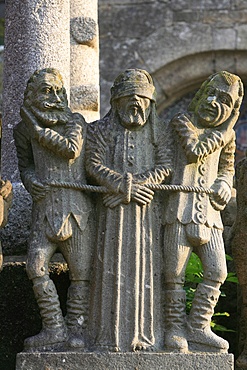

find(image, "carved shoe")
[67,330,85,349]
[24,326,67,350]
[187,325,229,353]
[164,326,188,353]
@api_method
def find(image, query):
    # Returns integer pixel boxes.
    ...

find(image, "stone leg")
[187,283,229,352]
[24,276,67,350]
[66,280,90,348]
[164,289,188,353]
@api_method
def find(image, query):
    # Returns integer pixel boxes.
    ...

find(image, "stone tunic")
[163,113,235,232]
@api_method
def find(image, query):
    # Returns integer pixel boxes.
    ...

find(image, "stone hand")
[0,180,12,199]
[30,179,49,202]
[103,193,126,208]
[210,181,231,210]
[131,184,154,205]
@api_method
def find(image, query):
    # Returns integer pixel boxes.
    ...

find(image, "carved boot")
[187,283,229,352]
[24,277,67,350]
[66,281,89,348]
[164,289,188,353]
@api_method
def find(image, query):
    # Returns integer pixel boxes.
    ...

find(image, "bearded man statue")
[86,69,172,352]
[14,68,94,351]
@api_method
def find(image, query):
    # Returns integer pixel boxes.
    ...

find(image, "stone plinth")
[16,352,234,370]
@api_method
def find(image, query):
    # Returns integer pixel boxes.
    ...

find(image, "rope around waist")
[46,180,214,195]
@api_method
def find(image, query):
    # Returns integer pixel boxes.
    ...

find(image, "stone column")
[3,0,70,182]
[1,0,70,252]
[70,0,99,122]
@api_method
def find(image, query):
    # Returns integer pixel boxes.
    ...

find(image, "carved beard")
[118,104,149,129]
[26,100,71,127]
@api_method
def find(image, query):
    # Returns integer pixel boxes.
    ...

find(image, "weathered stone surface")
[3,0,70,183]
[15,352,234,370]
[236,24,247,50]
[70,0,99,122]
[212,27,236,49]
[71,16,97,46]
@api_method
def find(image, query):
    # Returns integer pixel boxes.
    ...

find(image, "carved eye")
[220,95,231,106]
[42,87,52,94]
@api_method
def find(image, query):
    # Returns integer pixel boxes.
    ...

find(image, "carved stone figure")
[14,68,94,351]
[162,71,243,353]
[231,157,247,368]
[0,179,13,270]
[86,69,171,352]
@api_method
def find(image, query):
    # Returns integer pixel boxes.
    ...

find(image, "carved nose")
[52,90,61,103]
[54,93,61,103]
[132,94,140,101]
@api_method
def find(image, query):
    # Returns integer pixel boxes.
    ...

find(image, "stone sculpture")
[14,68,94,351]
[162,71,243,353]
[86,69,171,352]
[0,178,13,270]
[231,156,247,368]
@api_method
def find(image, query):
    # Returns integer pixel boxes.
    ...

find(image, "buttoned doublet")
[163,113,235,284]
[14,115,93,280]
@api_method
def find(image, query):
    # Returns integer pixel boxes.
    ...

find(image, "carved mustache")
[43,102,65,109]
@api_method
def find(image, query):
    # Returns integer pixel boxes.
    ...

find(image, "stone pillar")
[70,0,99,122]
[1,0,70,252]
[3,0,70,182]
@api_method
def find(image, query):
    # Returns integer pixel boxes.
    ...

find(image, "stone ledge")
[16,352,234,370]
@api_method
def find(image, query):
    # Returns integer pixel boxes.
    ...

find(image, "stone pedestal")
[16,352,234,370]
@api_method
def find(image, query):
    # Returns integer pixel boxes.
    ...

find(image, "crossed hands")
[0,180,12,200]
[103,179,154,209]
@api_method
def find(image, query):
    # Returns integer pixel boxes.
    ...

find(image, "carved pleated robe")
[86,113,170,351]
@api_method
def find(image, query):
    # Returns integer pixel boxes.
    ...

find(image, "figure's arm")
[20,106,83,160]
[172,114,225,163]
[85,122,124,194]
[132,123,173,185]
[13,121,48,201]
[210,133,235,210]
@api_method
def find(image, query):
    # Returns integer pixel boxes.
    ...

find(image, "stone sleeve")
[85,121,123,193]
[33,117,83,160]
[13,121,36,194]
[133,124,173,185]
[215,132,236,189]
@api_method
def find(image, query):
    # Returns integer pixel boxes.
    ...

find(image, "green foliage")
[184,252,238,332]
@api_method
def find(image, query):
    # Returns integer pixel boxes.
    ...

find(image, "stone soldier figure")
[162,71,243,353]
[14,68,93,350]
[86,69,171,352]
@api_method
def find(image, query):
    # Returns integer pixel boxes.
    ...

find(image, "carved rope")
[47,180,214,194]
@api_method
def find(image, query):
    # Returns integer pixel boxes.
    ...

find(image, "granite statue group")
[11,67,247,363]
